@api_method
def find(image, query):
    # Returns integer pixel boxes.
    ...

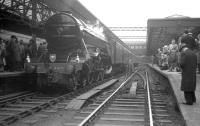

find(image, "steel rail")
[0,76,122,125]
[146,71,154,126]
[78,71,138,126]
[0,92,36,106]
[0,92,75,125]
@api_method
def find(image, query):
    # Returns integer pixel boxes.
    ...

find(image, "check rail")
[78,71,138,126]
[78,70,155,126]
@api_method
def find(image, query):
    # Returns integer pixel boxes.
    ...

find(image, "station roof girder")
[109,27,147,31]
[118,36,147,39]
[0,0,56,26]
[44,0,97,23]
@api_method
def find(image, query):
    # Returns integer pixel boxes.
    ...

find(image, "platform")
[150,65,200,126]
[0,71,25,78]
[0,71,28,95]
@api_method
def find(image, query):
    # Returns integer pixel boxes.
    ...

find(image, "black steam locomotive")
[26,12,136,91]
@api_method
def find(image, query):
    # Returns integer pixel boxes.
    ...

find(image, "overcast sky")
[78,0,200,44]
[79,0,200,27]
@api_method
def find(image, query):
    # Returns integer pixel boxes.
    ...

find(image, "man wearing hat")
[179,35,197,105]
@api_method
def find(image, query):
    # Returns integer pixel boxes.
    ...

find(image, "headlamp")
[49,54,56,63]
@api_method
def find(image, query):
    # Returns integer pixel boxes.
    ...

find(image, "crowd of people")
[155,38,179,71]
[0,35,47,72]
[153,30,200,73]
[152,30,198,105]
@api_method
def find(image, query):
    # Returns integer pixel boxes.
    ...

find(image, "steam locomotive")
[26,12,136,91]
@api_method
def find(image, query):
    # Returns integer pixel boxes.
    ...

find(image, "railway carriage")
[0,29,45,46]
[25,12,135,91]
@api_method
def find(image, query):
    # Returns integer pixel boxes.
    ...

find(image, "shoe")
[182,102,193,105]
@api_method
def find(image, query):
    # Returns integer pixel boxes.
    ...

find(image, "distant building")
[126,42,146,55]
[147,15,200,55]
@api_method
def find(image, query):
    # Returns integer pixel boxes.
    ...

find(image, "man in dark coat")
[180,35,197,105]
[7,35,18,71]
[0,38,6,72]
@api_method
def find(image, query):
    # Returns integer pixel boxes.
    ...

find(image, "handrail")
[146,71,154,126]
[78,70,138,126]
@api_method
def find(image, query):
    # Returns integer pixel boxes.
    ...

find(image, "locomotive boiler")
[25,12,136,92]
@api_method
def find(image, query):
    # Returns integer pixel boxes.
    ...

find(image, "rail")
[0,92,35,106]
[146,71,154,126]
[0,75,124,125]
[78,70,138,126]
[0,91,75,125]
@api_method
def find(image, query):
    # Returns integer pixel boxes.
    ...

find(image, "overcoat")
[13,43,21,62]
[180,47,197,91]
[0,48,5,65]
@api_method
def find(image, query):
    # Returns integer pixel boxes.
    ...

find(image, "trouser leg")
[184,92,193,104]
[198,63,200,73]
[191,92,196,103]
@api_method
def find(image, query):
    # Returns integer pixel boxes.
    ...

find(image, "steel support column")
[32,0,37,26]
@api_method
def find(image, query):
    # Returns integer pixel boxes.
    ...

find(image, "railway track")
[0,74,123,126]
[64,69,183,126]
[0,91,72,125]
[63,71,143,126]
[0,91,35,107]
